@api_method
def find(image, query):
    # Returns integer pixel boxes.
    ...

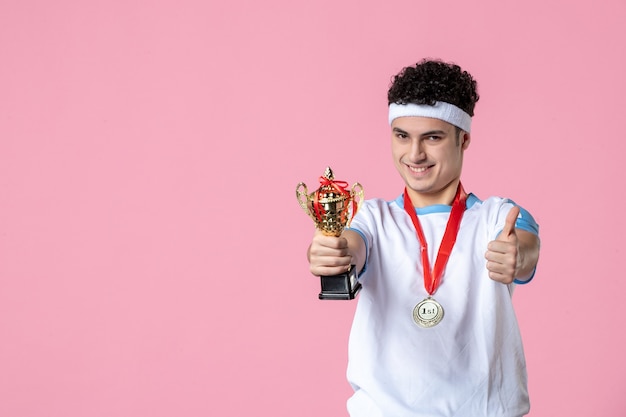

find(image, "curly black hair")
[387,59,479,116]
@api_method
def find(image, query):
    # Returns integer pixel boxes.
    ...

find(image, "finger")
[485,257,515,276]
[309,240,349,262]
[310,257,353,276]
[310,243,346,262]
[486,240,513,255]
[485,245,512,260]
[313,232,349,249]
[485,255,516,282]
[499,205,520,239]
[487,269,514,284]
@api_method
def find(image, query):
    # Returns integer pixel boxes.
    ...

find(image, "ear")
[461,132,471,150]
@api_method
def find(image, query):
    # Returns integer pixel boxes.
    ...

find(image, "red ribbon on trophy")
[312,175,357,227]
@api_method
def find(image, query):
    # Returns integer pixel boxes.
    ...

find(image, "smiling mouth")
[407,165,431,173]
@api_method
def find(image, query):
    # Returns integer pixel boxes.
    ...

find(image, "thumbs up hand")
[485,206,521,284]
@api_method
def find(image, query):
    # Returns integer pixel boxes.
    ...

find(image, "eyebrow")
[392,127,409,135]
[421,130,447,137]
[392,127,448,137]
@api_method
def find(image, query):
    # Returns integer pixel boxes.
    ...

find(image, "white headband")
[388,102,472,132]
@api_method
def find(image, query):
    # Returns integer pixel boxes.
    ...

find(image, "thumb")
[498,205,520,240]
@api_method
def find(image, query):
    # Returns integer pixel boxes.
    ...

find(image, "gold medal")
[413,297,444,328]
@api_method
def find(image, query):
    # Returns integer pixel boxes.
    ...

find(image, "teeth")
[409,166,428,173]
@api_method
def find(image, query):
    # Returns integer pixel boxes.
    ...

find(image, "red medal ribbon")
[403,183,467,296]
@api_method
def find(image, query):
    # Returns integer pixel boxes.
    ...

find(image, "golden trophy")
[296,167,364,300]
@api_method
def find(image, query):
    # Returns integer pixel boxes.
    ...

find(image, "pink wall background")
[1,0,625,416]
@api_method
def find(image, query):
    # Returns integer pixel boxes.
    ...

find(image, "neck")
[405,180,461,208]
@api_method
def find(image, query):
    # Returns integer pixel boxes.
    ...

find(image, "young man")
[307,59,540,417]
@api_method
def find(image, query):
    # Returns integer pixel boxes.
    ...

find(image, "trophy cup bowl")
[297,167,364,300]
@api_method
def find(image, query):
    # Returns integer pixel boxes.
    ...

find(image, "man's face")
[391,116,470,206]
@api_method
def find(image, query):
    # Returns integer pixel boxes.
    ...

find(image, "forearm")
[515,230,540,282]
[342,229,366,274]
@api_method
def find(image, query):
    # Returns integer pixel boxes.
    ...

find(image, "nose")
[408,138,426,162]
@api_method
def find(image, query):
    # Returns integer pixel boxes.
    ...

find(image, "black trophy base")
[319,265,361,300]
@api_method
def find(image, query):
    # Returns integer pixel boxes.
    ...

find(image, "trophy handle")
[345,182,364,226]
[296,182,312,218]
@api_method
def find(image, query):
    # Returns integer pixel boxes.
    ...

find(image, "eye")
[426,135,442,141]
